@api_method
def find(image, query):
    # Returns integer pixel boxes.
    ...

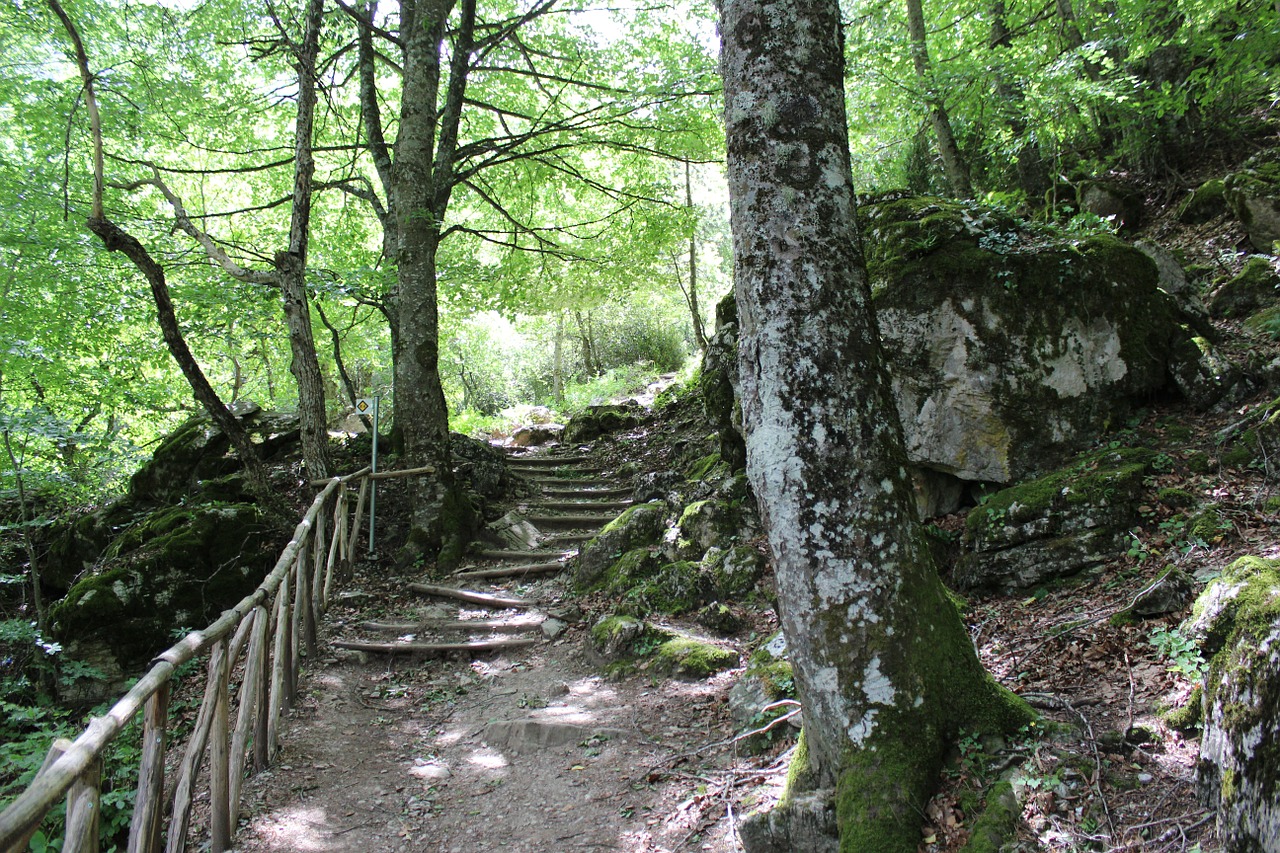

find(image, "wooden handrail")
[0,470,372,853]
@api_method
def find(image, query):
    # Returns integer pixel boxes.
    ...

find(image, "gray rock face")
[1186,556,1280,852]
[865,197,1217,484]
[739,790,839,853]
[574,501,666,588]
[1225,152,1280,253]
[955,448,1151,591]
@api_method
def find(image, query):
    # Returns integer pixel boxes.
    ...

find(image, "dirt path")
[232,448,763,853]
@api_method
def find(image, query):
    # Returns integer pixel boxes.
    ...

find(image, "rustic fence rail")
[0,464,401,853]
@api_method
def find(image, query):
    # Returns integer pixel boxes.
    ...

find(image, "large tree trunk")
[904,0,973,198]
[279,0,331,479]
[718,2,1030,850]
[392,0,476,568]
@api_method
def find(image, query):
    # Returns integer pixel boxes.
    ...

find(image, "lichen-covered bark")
[718,2,1030,849]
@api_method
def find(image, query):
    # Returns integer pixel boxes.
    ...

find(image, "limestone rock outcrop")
[864,196,1222,486]
[1185,556,1280,852]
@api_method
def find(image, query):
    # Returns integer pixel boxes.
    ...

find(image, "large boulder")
[954,447,1152,591]
[574,501,666,588]
[1184,556,1280,852]
[1210,256,1280,320]
[864,196,1220,484]
[50,502,277,677]
[128,401,299,504]
[562,402,644,444]
[1225,151,1280,254]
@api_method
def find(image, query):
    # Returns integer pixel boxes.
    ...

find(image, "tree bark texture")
[718,2,1028,849]
[86,219,275,503]
[391,0,476,565]
[904,0,973,198]
[279,0,332,479]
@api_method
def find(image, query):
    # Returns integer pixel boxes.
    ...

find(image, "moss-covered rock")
[574,501,666,589]
[587,614,671,663]
[651,637,738,678]
[1177,178,1229,225]
[674,498,747,561]
[50,502,276,673]
[618,559,714,617]
[958,779,1021,853]
[562,401,644,444]
[1244,304,1280,340]
[864,196,1219,484]
[1224,151,1280,253]
[128,402,299,504]
[703,544,767,599]
[1209,256,1280,319]
[955,447,1153,590]
[1183,556,1280,851]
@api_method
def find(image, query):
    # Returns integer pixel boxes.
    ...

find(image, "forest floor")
[225,347,1280,853]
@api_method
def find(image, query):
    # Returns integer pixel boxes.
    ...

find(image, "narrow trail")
[230,444,754,853]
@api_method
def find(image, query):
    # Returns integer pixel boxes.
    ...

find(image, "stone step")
[534,481,622,494]
[476,548,573,562]
[334,637,539,657]
[522,468,608,479]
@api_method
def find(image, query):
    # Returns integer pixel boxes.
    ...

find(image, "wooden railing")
[0,465,397,853]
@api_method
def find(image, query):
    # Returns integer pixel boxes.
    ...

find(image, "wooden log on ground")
[453,562,565,581]
[407,584,532,609]
[126,681,169,853]
[360,616,545,634]
[332,637,539,656]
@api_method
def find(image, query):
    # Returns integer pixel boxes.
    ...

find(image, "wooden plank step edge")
[360,618,544,634]
[453,561,565,580]
[476,549,571,561]
[407,583,532,609]
[333,638,540,656]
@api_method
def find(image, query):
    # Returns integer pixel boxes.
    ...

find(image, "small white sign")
[355,398,375,414]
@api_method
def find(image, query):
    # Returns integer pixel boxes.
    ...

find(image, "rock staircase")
[332,447,630,657]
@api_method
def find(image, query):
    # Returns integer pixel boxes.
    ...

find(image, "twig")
[647,701,802,772]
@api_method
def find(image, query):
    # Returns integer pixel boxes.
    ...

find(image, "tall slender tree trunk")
[48,0,276,506]
[279,0,331,479]
[574,311,597,377]
[684,161,708,350]
[989,0,1050,201]
[718,1,1030,849]
[904,0,973,198]
[553,311,565,405]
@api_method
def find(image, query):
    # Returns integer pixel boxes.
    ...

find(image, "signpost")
[355,397,379,554]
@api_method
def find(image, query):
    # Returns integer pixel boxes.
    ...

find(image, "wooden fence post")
[349,478,369,562]
[62,750,102,853]
[208,641,231,852]
[165,640,225,853]
[296,545,315,660]
[126,681,169,853]
[267,570,292,758]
